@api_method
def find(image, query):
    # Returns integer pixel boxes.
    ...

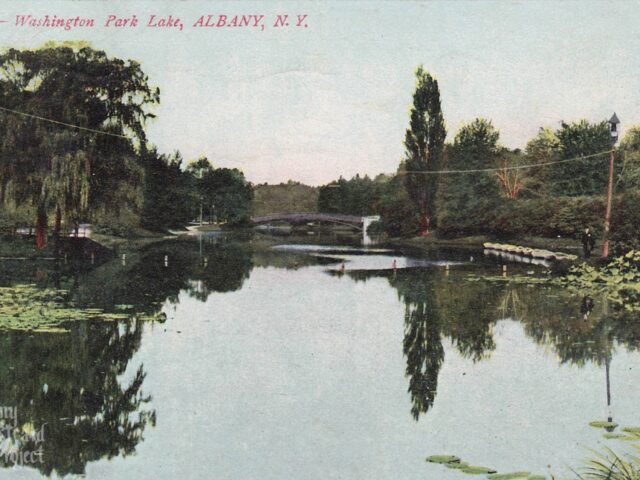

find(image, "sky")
[0,0,639,185]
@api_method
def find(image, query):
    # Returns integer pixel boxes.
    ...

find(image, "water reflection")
[402,296,444,420]
[73,238,254,310]
[0,236,256,476]
[0,320,152,476]
[2,240,640,477]
[347,267,640,420]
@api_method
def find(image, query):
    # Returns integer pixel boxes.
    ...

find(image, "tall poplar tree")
[403,66,446,235]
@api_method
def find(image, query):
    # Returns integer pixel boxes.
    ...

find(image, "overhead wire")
[0,103,615,175]
[397,149,613,175]
[0,104,128,139]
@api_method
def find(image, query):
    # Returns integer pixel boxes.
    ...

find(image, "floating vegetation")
[425,423,640,479]
[426,452,542,478]
[460,465,497,474]
[426,454,461,464]
[562,250,640,311]
[0,284,160,333]
[603,433,631,440]
[590,420,619,429]
[466,274,551,285]
[469,249,640,316]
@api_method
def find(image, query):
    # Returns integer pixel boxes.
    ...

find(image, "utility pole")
[602,113,620,259]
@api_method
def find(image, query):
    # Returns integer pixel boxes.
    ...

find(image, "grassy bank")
[0,236,59,258]
[0,228,170,259]
[91,230,169,250]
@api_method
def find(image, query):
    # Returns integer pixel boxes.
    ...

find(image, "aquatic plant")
[425,425,640,479]
[590,420,620,429]
[563,251,640,311]
[0,284,161,333]
[425,454,461,464]
[576,448,640,479]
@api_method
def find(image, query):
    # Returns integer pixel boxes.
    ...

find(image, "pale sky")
[1,0,639,185]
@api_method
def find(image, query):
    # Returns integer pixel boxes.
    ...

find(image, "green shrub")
[377,193,420,237]
[611,191,640,252]
[93,208,140,238]
[435,195,608,239]
[0,207,32,235]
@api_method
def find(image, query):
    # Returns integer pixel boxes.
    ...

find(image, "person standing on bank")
[581,227,595,258]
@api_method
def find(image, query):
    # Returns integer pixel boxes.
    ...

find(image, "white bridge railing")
[362,216,380,245]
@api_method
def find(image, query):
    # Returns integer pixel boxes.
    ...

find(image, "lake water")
[0,235,639,479]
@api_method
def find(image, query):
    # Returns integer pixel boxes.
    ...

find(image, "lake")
[0,234,638,479]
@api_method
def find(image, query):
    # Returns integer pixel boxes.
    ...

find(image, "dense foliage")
[316,110,636,245]
[0,44,254,242]
[318,174,380,216]
[312,67,639,244]
[316,174,420,237]
[563,250,640,311]
[0,43,158,246]
[3,51,639,248]
[252,181,318,216]
[550,120,611,196]
[140,150,197,231]
[436,119,501,235]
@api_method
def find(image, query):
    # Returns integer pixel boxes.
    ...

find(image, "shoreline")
[0,228,601,262]
[388,234,592,254]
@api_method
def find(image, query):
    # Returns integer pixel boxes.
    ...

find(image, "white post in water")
[361,215,380,245]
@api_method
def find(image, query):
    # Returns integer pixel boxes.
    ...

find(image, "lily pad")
[0,284,160,332]
[589,420,619,429]
[622,426,640,434]
[426,455,461,464]
[461,465,497,474]
[488,473,531,480]
[446,462,470,469]
[528,476,546,480]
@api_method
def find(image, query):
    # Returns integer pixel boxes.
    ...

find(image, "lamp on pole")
[602,113,620,259]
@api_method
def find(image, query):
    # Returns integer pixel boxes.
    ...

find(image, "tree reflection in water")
[73,237,254,311]
[347,267,640,421]
[0,320,152,476]
[402,300,444,420]
[0,236,255,476]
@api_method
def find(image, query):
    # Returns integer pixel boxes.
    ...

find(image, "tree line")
[3,47,638,249]
[317,66,640,249]
[0,43,252,247]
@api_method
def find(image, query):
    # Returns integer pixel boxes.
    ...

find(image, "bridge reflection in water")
[250,213,380,245]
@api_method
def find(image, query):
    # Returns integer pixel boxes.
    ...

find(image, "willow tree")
[0,43,159,247]
[403,66,446,235]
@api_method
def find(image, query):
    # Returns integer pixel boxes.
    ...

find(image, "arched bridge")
[251,213,381,244]
[251,213,366,230]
